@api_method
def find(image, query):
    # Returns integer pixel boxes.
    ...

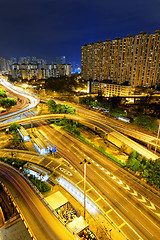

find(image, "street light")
[30,110,33,133]
[80,159,91,220]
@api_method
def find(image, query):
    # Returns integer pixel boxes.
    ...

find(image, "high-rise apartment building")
[18,56,46,66]
[81,30,160,87]
[11,63,71,80]
[0,58,10,72]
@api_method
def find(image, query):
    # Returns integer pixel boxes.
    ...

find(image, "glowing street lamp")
[80,159,91,220]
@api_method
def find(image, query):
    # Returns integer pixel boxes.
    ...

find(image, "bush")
[28,175,51,193]
[134,115,158,132]
[0,156,26,168]
[47,100,75,114]
[0,98,17,109]
[126,151,160,188]
[9,123,20,131]
[0,88,7,98]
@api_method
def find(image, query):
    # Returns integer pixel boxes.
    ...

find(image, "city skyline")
[0,0,159,66]
[81,31,160,87]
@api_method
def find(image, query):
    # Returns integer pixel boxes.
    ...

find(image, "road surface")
[0,162,76,240]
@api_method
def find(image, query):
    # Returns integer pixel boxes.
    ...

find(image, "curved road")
[0,162,76,240]
[0,78,39,121]
[0,113,158,160]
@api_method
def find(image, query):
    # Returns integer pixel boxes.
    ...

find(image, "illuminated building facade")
[89,81,131,97]
[81,30,160,87]
[11,63,71,80]
[0,58,10,72]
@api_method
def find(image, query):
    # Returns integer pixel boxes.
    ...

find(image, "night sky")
[0,0,159,65]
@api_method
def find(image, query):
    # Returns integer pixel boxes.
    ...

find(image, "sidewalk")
[45,179,127,240]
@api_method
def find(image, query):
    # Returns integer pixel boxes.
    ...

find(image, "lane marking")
[138,196,146,203]
[119,222,126,229]
[131,190,138,197]
[106,209,112,214]
[54,163,61,170]
[147,202,156,211]
[30,155,35,160]
[95,197,101,203]
[76,179,83,185]
[59,168,72,176]
[123,185,130,190]
[91,159,159,217]
[86,187,92,193]
[117,180,123,185]
[111,175,116,180]
[155,213,160,218]
[136,219,154,236]
[38,157,45,164]
[46,160,53,167]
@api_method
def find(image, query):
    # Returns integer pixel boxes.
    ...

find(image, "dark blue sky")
[0,0,159,65]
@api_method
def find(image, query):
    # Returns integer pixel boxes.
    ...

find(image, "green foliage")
[127,151,160,188]
[9,123,21,145]
[129,150,138,159]
[47,99,56,108]
[8,123,21,146]
[0,156,26,168]
[9,123,20,131]
[97,146,125,166]
[12,131,20,145]
[47,100,75,114]
[134,115,158,132]
[110,107,126,117]
[0,88,7,98]
[80,96,126,117]
[50,117,80,136]
[28,175,51,193]
[80,96,97,106]
[0,98,17,109]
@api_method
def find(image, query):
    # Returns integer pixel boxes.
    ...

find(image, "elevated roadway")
[0,78,39,121]
[1,124,160,240]
[0,162,77,240]
[0,113,158,160]
[55,99,160,152]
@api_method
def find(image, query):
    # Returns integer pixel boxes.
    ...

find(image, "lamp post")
[30,110,33,133]
[80,159,91,220]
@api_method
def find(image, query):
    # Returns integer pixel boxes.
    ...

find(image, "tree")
[9,123,20,131]
[0,98,17,109]
[134,115,158,132]
[128,150,138,159]
[0,88,7,98]
[12,131,20,145]
[47,99,56,107]
[66,106,75,114]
